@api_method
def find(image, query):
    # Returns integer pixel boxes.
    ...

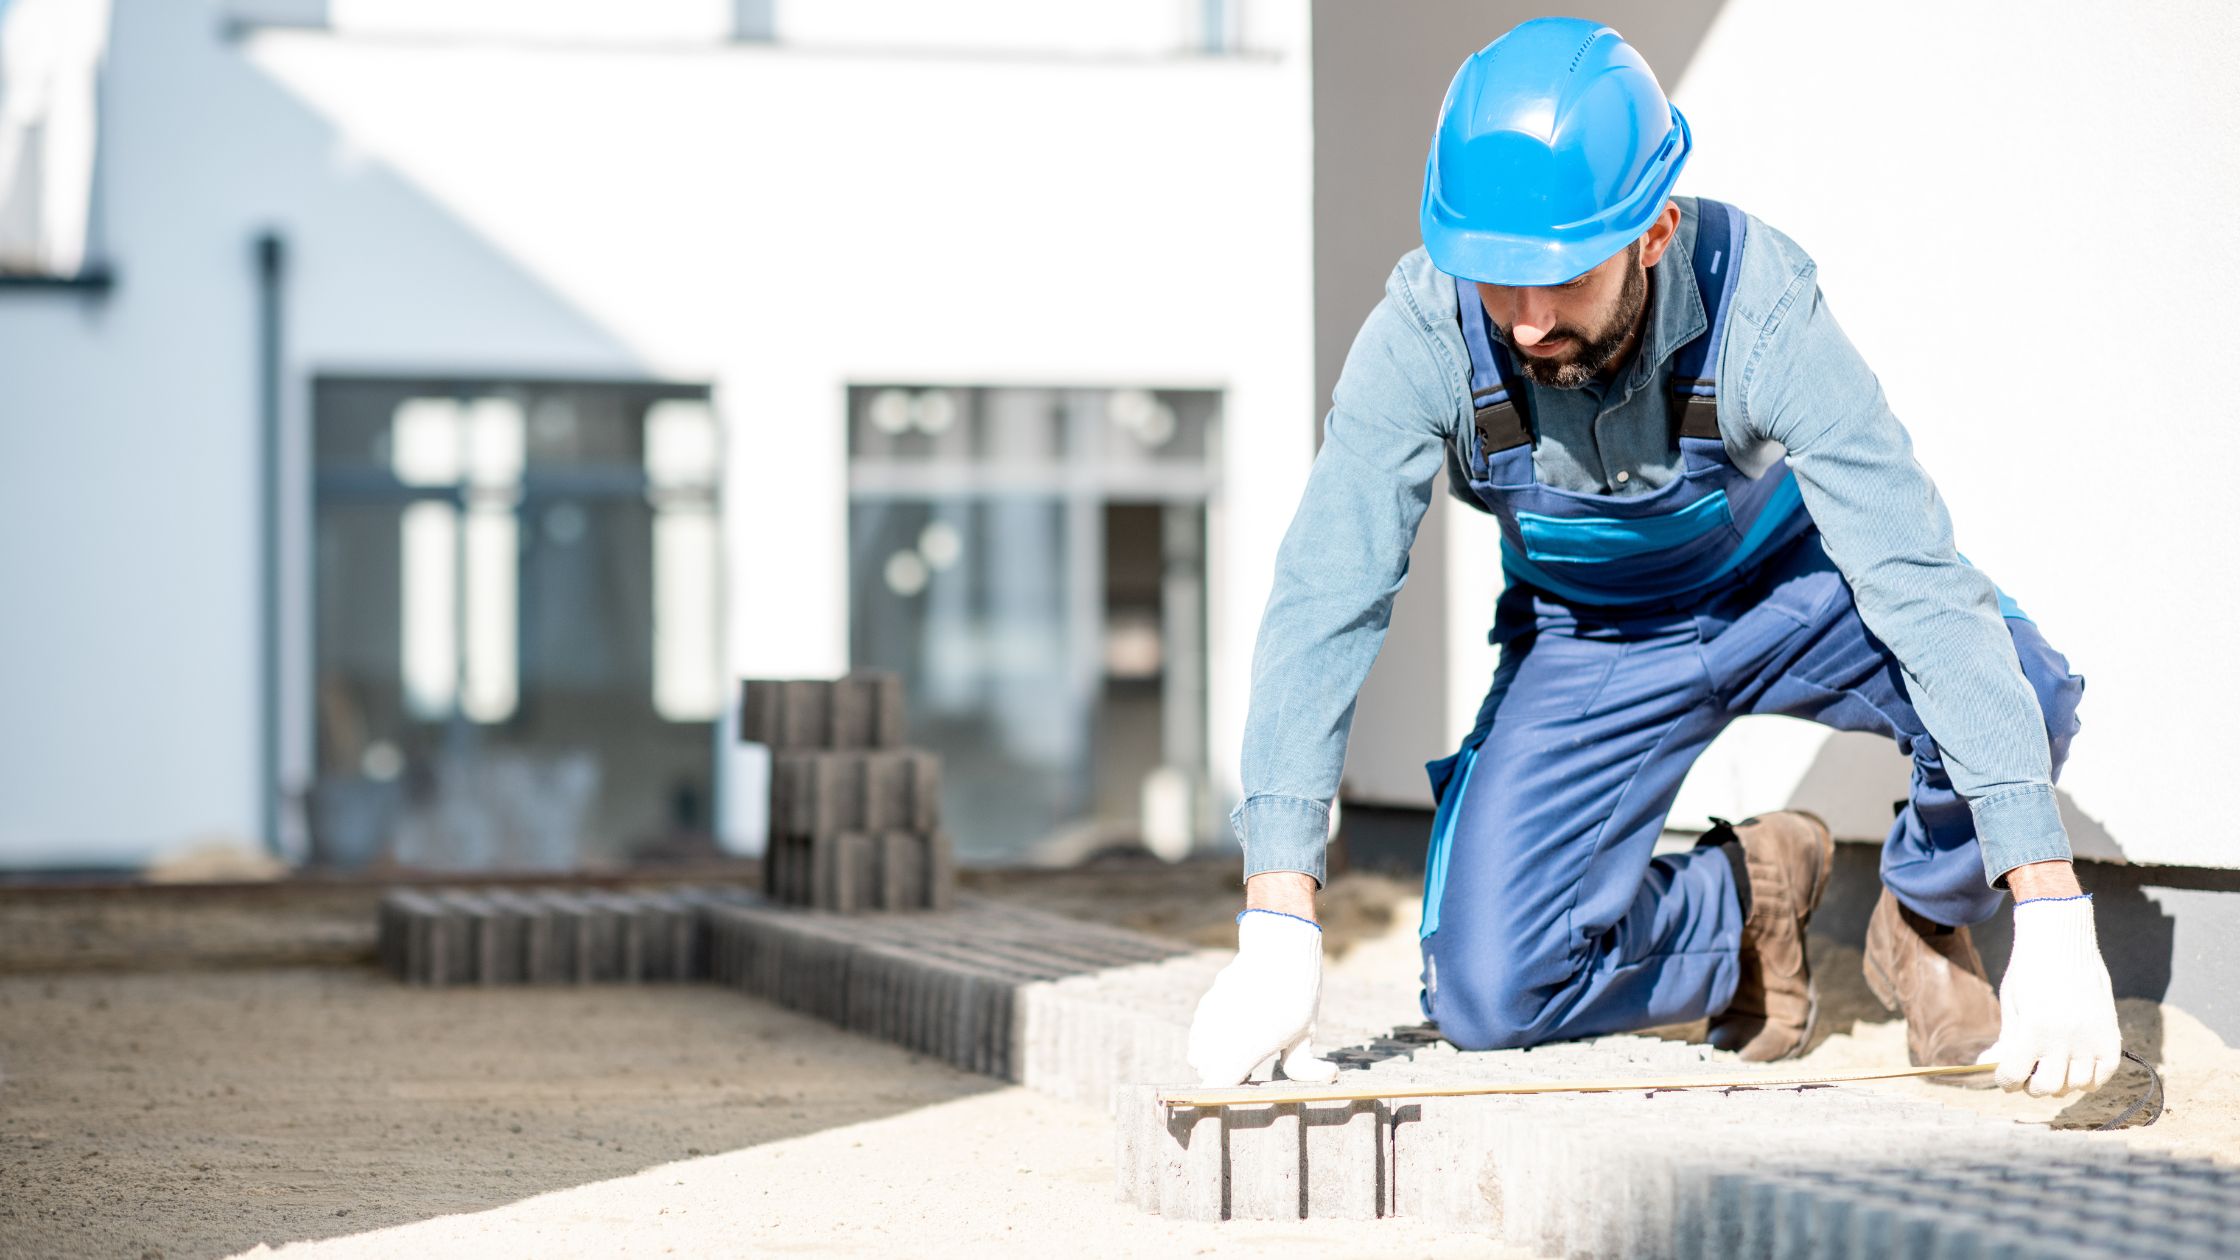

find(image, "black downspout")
[256,232,285,859]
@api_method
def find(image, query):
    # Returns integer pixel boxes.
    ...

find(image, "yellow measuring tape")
[1158,1061,1995,1110]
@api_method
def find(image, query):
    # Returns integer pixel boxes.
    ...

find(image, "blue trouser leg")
[1421,532,2084,1050]
[1732,540,2085,928]
[1420,622,1746,1051]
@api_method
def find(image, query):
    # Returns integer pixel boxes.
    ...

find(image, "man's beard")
[1505,245,1649,390]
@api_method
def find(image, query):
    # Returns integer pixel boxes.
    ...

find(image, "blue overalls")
[1417,201,2084,1052]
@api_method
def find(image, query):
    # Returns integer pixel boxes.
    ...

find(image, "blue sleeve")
[1230,276,1463,885]
[1724,225,2069,885]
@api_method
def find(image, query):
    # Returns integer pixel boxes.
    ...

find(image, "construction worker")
[1187,18,2121,1097]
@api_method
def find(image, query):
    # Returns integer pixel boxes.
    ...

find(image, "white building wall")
[0,0,1315,866]
[1662,0,2240,869]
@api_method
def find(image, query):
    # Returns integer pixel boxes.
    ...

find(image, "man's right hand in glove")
[1977,861,2123,1097]
[1185,872,1340,1088]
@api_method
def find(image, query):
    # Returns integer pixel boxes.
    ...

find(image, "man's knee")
[1423,947,1564,1051]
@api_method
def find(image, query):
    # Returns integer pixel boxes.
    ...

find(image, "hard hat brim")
[1421,220,1646,288]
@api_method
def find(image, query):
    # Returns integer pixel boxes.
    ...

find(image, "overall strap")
[1453,274,1533,453]
[1669,197,1748,441]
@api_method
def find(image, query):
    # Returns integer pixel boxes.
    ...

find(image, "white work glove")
[1977,895,2122,1096]
[1185,910,1340,1087]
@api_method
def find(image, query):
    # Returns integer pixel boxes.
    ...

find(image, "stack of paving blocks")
[741,673,952,912]
[377,885,759,985]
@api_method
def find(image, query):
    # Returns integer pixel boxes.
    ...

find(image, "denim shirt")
[1234,200,2069,889]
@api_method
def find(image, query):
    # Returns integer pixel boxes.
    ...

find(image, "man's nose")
[1507,290,1560,346]
[1505,293,1559,347]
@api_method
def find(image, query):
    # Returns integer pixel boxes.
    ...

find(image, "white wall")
[1664,0,2240,868]
[0,0,1315,865]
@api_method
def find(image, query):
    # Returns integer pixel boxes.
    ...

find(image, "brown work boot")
[1705,812,1834,1062]
[1862,887,2002,1070]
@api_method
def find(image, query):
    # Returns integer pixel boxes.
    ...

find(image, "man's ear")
[1638,201,1684,269]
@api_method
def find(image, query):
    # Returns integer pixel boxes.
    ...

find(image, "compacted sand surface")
[0,967,997,1258]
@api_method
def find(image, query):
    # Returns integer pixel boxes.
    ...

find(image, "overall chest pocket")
[1511,482,1740,568]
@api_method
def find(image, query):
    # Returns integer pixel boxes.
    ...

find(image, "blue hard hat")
[1420,18,1691,286]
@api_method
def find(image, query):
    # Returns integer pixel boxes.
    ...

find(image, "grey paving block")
[434,891,505,984]
[779,679,832,747]
[809,832,842,911]
[831,672,906,749]
[906,752,942,832]
[488,889,554,983]
[531,890,591,983]
[1157,1106,1226,1222]
[758,818,782,898]
[1114,1084,1161,1209]
[1223,1103,1303,1220]
[1301,1100,1385,1219]
[376,890,428,980]
[812,831,876,913]
[401,890,472,986]
[590,891,649,982]
[781,834,816,906]
[854,750,936,834]
[924,828,955,910]
[845,832,880,912]
[576,892,625,980]
[771,752,856,837]
[637,891,682,981]
[740,679,782,747]
[876,829,919,909]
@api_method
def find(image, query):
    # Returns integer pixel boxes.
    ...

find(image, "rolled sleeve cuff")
[1232,794,1331,886]
[1967,784,2072,887]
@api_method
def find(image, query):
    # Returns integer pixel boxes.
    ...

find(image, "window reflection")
[313,377,719,870]
[848,385,1218,864]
